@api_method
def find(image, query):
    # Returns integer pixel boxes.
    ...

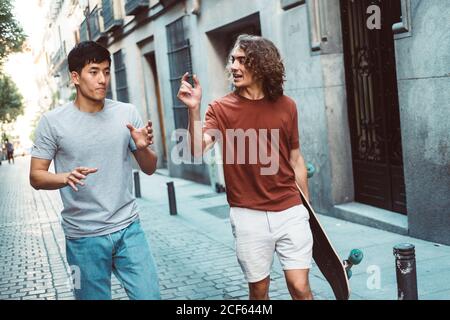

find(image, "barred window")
[113,50,129,103]
[166,16,192,129]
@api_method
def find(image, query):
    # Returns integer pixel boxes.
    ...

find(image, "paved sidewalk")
[0,156,449,300]
[137,168,450,300]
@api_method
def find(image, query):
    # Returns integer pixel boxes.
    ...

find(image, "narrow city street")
[1,156,449,300]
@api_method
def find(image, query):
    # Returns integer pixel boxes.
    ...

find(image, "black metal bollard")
[393,243,418,300]
[167,181,178,215]
[133,170,141,198]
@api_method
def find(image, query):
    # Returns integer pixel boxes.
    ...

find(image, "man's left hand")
[127,120,154,150]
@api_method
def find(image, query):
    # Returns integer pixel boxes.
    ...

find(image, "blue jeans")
[65,219,161,300]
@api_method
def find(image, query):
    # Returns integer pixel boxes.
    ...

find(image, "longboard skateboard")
[296,183,363,300]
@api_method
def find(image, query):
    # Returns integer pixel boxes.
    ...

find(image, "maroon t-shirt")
[203,92,302,211]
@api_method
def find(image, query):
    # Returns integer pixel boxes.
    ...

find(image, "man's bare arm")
[127,120,158,175]
[187,107,215,157]
[132,147,158,175]
[289,148,310,202]
[30,157,97,191]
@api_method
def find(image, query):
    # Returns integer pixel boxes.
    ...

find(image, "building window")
[79,18,89,42]
[113,50,129,103]
[166,16,192,129]
[88,6,105,42]
[101,0,124,32]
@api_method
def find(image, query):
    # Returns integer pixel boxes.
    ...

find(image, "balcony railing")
[125,0,149,16]
[102,0,123,32]
[89,7,106,42]
[79,19,89,42]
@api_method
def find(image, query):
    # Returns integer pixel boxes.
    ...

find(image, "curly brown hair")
[226,34,286,101]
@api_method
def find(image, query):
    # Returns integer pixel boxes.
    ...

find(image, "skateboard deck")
[296,184,350,300]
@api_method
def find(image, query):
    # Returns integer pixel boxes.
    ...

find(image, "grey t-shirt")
[31,99,143,238]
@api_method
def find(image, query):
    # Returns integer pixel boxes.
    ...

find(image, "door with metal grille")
[340,0,407,214]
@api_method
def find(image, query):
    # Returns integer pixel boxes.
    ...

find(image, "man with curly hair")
[178,34,313,300]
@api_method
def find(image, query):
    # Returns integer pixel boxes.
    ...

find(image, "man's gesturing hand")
[127,120,154,150]
[177,72,202,110]
[64,167,98,191]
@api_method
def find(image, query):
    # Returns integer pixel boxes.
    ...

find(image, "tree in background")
[0,0,26,67]
[0,0,26,149]
[0,72,23,124]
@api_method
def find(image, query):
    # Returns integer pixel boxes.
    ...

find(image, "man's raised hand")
[177,72,202,110]
[127,120,154,150]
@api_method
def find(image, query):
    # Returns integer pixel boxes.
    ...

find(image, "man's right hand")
[177,72,202,110]
[64,167,98,191]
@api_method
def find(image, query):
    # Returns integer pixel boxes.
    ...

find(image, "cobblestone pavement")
[0,157,74,300]
[4,157,449,300]
[0,156,303,300]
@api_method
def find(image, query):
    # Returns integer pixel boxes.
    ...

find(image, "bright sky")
[3,0,44,150]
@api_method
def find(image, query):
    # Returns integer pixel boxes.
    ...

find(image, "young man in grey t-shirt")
[30,41,160,300]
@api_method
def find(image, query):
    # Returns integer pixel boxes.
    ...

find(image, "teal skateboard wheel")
[348,249,363,265]
[306,163,315,178]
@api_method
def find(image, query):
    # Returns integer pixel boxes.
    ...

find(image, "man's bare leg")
[284,269,313,300]
[248,276,270,300]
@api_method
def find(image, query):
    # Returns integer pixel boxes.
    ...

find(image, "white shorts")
[229,204,313,283]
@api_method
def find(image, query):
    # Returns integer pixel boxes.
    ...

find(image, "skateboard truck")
[343,249,364,279]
